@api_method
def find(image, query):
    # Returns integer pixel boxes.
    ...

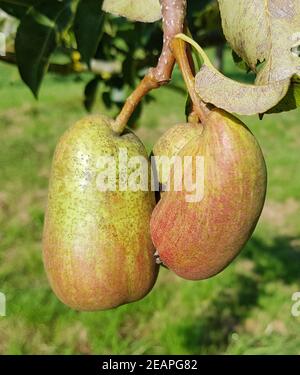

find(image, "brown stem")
[171,38,210,122]
[185,35,201,120]
[113,0,187,134]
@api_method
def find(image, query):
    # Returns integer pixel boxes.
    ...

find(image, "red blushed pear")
[150,108,267,280]
[152,121,204,187]
[43,115,158,311]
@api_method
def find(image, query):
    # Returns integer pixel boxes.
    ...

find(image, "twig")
[171,37,210,122]
[112,0,187,134]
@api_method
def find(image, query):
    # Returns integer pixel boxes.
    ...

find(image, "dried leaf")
[176,34,290,115]
[102,0,161,22]
[195,65,290,115]
[267,78,300,113]
[218,0,300,84]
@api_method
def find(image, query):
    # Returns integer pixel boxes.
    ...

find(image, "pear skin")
[43,115,158,311]
[152,122,204,186]
[151,109,267,280]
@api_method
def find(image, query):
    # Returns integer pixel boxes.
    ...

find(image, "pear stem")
[171,37,210,122]
[113,0,187,134]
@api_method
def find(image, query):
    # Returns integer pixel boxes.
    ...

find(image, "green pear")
[43,115,158,311]
[151,108,267,280]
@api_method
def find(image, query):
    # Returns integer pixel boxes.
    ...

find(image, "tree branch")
[113,0,187,134]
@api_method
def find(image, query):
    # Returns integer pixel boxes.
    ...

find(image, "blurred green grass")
[0,48,300,354]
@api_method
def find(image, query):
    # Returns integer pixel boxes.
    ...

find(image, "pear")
[151,108,267,280]
[43,115,158,311]
[152,122,204,187]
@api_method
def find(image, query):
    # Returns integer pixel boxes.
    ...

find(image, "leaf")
[0,4,25,18]
[0,0,38,3]
[188,1,225,49]
[122,54,135,86]
[218,0,300,84]
[102,91,112,109]
[176,34,290,116]
[267,78,300,114]
[102,0,161,23]
[0,0,40,18]
[15,0,73,97]
[190,0,221,33]
[0,3,27,18]
[74,0,105,66]
[195,65,290,115]
[84,76,100,112]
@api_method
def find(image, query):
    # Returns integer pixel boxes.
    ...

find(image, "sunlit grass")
[0,48,300,354]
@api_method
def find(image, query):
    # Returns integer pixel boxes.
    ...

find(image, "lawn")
[0,48,300,354]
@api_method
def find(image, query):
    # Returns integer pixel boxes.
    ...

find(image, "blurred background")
[1,0,300,354]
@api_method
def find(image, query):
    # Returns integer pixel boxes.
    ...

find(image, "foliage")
[0,0,223,124]
[217,0,300,114]
[0,0,300,118]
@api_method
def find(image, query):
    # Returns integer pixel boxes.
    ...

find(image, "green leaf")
[122,54,135,86]
[102,91,112,109]
[267,79,300,114]
[0,0,40,17]
[84,76,100,112]
[15,0,73,97]
[191,1,221,33]
[218,0,300,84]
[102,0,161,23]
[74,0,105,66]
[185,96,193,119]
